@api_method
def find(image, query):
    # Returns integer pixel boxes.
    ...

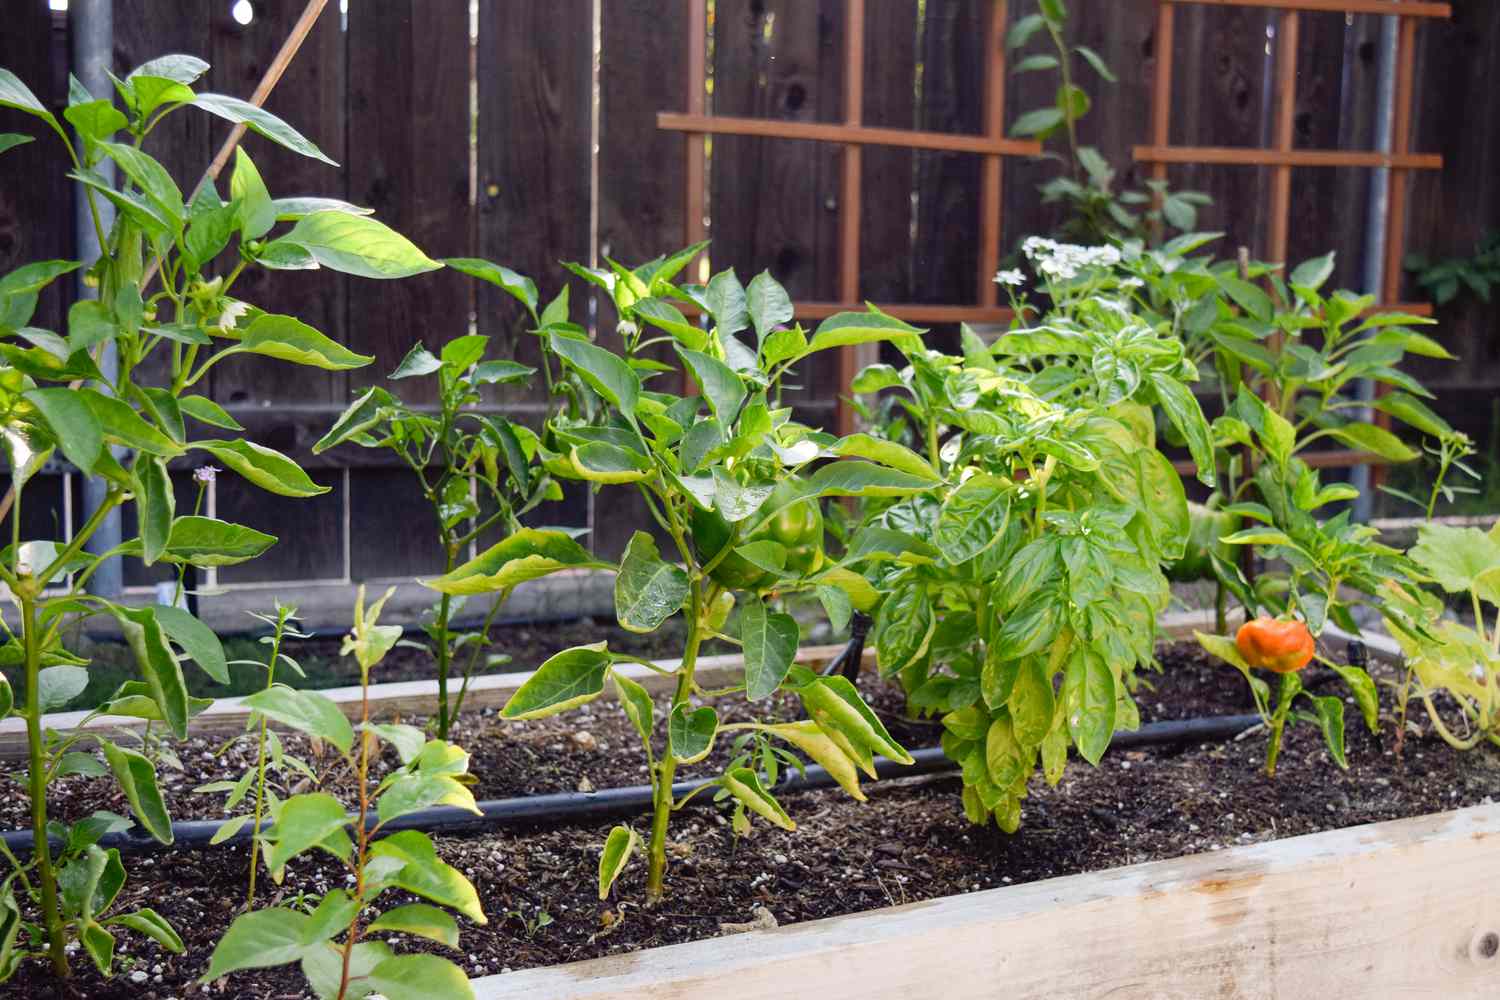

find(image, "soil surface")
[5,644,1499,999]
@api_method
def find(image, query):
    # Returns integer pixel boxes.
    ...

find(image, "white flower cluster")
[992,268,1026,287]
[1021,237,1121,281]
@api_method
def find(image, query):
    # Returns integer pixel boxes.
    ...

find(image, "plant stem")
[246,618,284,907]
[646,578,703,903]
[434,541,457,739]
[22,594,68,978]
[336,671,374,1000]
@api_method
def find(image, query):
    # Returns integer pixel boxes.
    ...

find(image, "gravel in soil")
[5,644,1499,999]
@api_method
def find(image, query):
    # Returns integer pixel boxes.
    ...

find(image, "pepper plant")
[1165,249,1457,769]
[437,256,927,902]
[1379,522,1500,752]
[203,588,485,1000]
[849,261,1214,829]
[0,55,438,981]
[313,289,564,738]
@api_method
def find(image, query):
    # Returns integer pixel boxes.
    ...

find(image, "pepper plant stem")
[22,593,68,978]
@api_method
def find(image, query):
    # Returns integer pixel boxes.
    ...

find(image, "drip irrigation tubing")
[1,713,1260,856]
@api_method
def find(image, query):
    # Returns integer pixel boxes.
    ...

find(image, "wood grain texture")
[0,5,70,335]
[473,802,1500,999]
[475,0,592,410]
[346,0,471,403]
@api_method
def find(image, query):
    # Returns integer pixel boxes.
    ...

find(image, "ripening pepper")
[1235,617,1315,674]
[691,498,825,591]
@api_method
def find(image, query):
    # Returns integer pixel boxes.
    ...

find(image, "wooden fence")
[1,0,1498,598]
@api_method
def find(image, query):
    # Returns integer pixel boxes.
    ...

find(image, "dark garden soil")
[6,643,1500,999]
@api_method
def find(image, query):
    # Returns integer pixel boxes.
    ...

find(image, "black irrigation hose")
[1,713,1260,857]
[822,611,873,681]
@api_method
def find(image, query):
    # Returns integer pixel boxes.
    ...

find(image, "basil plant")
[314,268,564,738]
[459,251,928,902]
[0,55,437,981]
[850,296,1214,831]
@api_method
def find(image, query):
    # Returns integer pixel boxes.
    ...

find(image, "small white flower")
[993,268,1026,287]
[1118,276,1144,290]
[193,465,219,485]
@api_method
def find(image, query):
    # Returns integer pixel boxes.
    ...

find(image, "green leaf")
[569,441,652,483]
[816,584,853,634]
[137,456,173,565]
[80,921,115,975]
[201,908,311,981]
[1409,523,1500,599]
[1310,695,1349,769]
[0,132,35,155]
[444,257,538,316]
[367,830,486,924]
[377,773,480,826]
[741,597,799,699]
[301,941,391,1000]
[231,313,375,371]
[0,673,10,719]
[668,703,718,763]
[366,953,475,1000]
[367,904,459,949]
[192,439,330,497]
[550,332,641,418]
[598,825,639,900]
[501,644,613,720]
[179,394,244,431]
[746,270,794,345]
[1370,392,1450,439]
[991,591,1062,663]
[0,68,60,131]
[270,196,374,221]
[423,528,607,595]
[832,433,939,481]
[37,665,88,711]
[799,675,912,763]
[146,604,227,684]
[193,93,336,165]
[100,741,173,843]
[934,474,1011,563]
[273,211,440,279]
[677,346,746,421]
[1011,53,1060,74]
[159,516,277,567]
[612,672,655,747]
[79,388,183,456]
[1074,44,1116,82]
[112,606,190,738]
[1011,106,1065,137]
[615,531,689,633]
[106,908,183,954]
[1330,664,1380,734]
[721,767,795,831]
[127,54,209,85]
[100,142,184,225]
[267,793,350,871]
[985,714,1026,788]
[1063,647,1115,765]
[24,387,103,474]
[1150,373,1215,486]
[1219,275,1273,322]
[1009,657,1056,749]
[874,583,935,677]
[243,686,354,753]
[299,889,358,946]
[805,309,923,357]
[1290,252,1336,290]
[634,297,707,350]
[1326,422,1419,463]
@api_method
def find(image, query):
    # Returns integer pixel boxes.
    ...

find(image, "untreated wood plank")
[1133,145,1442,169]
[1164,0,1450,16]
[471,801,1500,999]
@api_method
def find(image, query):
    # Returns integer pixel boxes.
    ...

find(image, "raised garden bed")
[5,638,1499,998]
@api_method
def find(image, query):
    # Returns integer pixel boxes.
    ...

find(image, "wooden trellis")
[658,0,1042,436]
[1137,0,1450,472]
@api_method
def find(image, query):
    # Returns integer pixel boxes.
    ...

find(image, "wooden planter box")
[470,801,1500,999]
